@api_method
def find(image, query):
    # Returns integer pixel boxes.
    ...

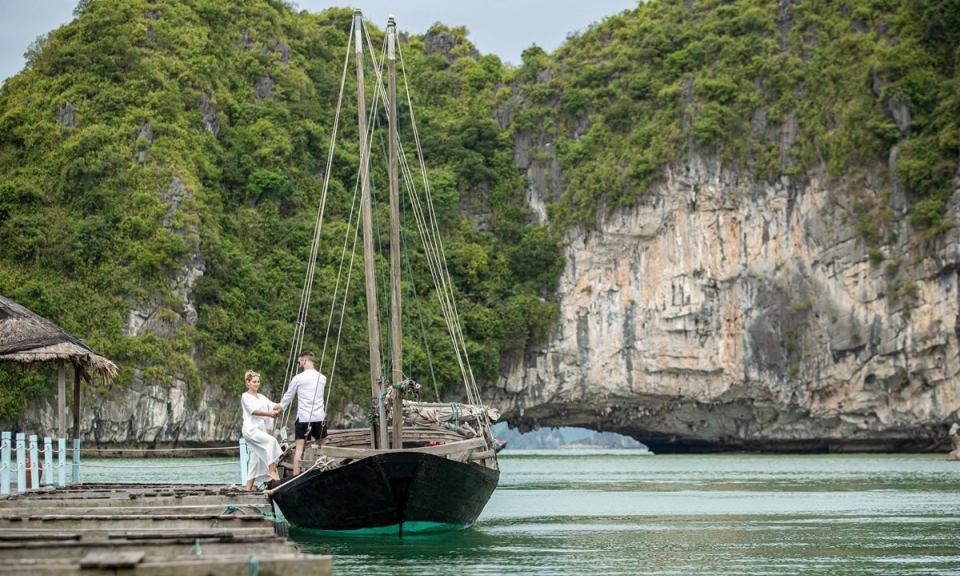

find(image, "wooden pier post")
[58,361,66,439]
[15,433,25,491]
[44,437,54,487]
[28,435,39,489]
[1,431,10,495]
[72,438,80,484]
[58,438,66,486]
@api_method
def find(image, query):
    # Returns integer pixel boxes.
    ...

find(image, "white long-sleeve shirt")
[280,368,326,422]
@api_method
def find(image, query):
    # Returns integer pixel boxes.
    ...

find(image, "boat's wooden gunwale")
[316,436,486,460]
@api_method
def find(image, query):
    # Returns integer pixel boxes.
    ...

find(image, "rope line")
[397,40,480,405]
[77,461,237,469]
[274,12,496,442]
[278,12,355,430]
[249,504,275,519]
[313,18,383,421]
[79,446,240,453]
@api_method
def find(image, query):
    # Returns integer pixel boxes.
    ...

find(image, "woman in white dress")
[241,370,283,490]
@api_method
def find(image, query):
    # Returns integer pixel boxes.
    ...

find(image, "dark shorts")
[295,419,328,441]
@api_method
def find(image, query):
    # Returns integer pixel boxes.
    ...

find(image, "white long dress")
[241,392,282,483]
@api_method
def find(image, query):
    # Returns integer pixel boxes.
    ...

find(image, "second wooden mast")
[353,9,385,449]
[386,16,404,449]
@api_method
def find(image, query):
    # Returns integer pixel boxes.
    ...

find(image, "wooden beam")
[469,449,496,461]
[317,436,486,460]
[57,362,65,439]
[72,365,81,439]
[79,551,145,569]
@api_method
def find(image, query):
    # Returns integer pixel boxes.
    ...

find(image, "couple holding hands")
[240,351,328,491]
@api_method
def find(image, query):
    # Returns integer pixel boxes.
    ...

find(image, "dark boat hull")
[269,451,499,534]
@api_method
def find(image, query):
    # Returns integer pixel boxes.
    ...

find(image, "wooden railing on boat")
[279,428,498,475]
[316,437,485,459]
[323,427,470,447]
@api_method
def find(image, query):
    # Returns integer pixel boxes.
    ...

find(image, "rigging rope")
[279,14,493,437]
[278,18,386,430]
[398,40,481,406]
[317,20,389,415]
[278,15,355,431]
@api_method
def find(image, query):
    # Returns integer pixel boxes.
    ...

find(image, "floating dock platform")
[0,483,330,575]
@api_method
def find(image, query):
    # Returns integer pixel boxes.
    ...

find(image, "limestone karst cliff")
[493,147,960,452]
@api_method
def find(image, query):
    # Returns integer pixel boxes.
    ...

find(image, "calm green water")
[81,451,960,575]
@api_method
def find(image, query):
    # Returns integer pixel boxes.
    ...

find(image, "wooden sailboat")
[265,10,501,535]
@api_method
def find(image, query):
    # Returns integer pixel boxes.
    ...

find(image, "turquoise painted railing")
[0,432,78,495]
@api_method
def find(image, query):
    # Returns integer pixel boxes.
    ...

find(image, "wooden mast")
[353,9,385,449]
[386,16,404,449]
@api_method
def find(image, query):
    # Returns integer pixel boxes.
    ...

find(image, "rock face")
[490,147,960,452]
[17,173,238,447]
[25,372,237,447]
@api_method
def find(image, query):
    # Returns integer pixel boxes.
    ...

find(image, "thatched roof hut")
[0,294,118,381]
[0,294,119,437]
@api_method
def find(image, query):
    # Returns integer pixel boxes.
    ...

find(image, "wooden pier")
[0,483,331,575]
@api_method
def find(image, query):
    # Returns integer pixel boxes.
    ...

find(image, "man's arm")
[280,377,298,410]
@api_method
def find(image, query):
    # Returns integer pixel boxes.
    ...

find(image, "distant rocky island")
[492,423,648,451]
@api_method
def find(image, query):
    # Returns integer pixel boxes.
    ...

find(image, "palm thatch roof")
[0,294,118,382]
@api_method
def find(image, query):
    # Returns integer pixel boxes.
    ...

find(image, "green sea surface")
[80,450,960,575]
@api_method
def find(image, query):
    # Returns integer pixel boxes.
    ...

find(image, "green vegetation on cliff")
[511,0,958,241]
[0,0,562,420]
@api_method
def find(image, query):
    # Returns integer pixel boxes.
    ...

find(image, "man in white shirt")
[280,350,328,475]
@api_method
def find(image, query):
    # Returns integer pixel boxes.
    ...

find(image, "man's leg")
[293,438,305,475]
[317,421,328,447]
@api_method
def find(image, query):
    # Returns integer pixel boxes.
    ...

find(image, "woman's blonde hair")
[244,370,260,384]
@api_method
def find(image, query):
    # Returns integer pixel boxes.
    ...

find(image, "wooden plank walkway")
[0,484,330,575]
